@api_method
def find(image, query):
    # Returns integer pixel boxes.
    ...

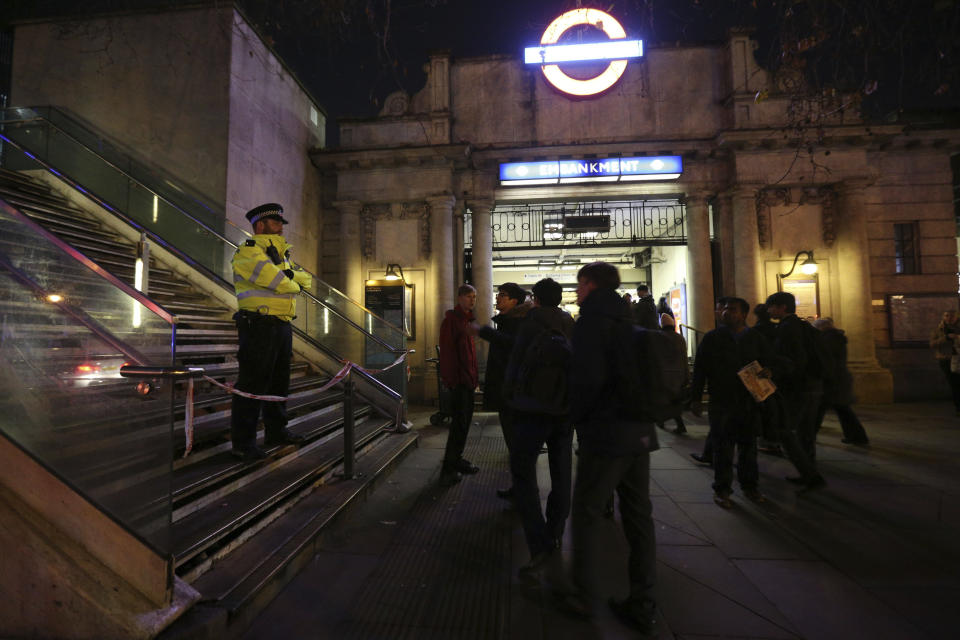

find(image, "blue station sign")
[499,156,682,186]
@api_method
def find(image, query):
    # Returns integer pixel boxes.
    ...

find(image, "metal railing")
[464,199,688,251]
[0,197,177,554]
[0,106,407,404]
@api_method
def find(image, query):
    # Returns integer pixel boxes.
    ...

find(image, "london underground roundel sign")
[524,8,643,97]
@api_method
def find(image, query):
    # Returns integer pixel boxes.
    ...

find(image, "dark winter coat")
[690,325,778,415]
[633,294,659,330]
[570,287,660,456]
[773,314,816,395]
[821,328,855,405]
[503,305,575,400]
[477,301,533,410]
[439,305,478,389]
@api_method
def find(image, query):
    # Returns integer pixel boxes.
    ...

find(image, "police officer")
[230,203,313,461]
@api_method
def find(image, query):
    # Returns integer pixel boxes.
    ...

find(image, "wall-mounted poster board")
[887,293,959,346]
[778,275,820,319]
[364,279,414,340]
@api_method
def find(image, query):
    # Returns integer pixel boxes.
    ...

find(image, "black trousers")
[231,312,292,451]
[711,407,759,495]
[775,392,821,481]
[938,359,960,411]
[815,401,869,443]
[442,384,475,471]
[572,448,655,604]
[510,412,573,558]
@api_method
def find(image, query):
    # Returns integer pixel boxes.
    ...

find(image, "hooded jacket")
[439,305,478,388]
[570,287,660,456]
[477,300,533,410]
[232,234,312,322]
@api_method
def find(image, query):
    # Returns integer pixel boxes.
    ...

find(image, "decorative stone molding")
[400,202,432,259]
[359,203,390,260]
[755,188,789,249]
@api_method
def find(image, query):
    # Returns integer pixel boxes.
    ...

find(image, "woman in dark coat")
[930,310,960,415]
[813,318,869,445]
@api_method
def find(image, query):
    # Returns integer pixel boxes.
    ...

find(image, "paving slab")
[240,402,960,640]
[734,558,927,640]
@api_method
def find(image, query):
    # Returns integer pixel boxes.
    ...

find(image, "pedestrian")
[633,283,659,329]
[930,310,960,415]
[502,278,575,577]
[473,282,532,498]
[765,292,826,492]
[563,261,658,634]
[690,297,775,507]
[813,318,869,445]
[655,313,688,435]
[690,296,732,466]
[438,284,480,487]
[753,303,783,457]
[230,203,311,461]
[623,292,633,304]
[657,296,674,322]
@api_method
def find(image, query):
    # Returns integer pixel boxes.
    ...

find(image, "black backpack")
[509,324,572,416]
[615,322,689,423]
[802,321,837,384]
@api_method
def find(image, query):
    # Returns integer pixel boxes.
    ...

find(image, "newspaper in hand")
[737,360,776,403]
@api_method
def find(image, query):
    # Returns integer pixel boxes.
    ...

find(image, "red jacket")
[439,305,478,388]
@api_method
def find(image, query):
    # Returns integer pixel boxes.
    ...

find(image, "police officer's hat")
[245,203,288,225]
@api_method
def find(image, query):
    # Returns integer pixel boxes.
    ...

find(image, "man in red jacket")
[438,284,479,486]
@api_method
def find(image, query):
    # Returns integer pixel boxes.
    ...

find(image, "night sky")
[3,0,956,139]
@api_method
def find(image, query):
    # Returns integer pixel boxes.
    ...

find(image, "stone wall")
[225,9,325,273]
[11,8,232,206]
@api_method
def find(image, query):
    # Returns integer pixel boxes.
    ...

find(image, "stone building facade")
[313,31,960,403]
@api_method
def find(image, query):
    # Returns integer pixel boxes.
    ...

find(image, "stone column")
[333,200,363,303]
[836,180,893,401]
[428,195,456,364]
[730,187,761,308]
[715,195,736,298]
[684,192,715,332]
[470,199,494,325]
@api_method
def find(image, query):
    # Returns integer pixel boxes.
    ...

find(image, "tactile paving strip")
[336,416,516,639]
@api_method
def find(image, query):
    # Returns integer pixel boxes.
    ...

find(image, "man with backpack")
[765,291,827,491]
[562,262,659,634]
[502,278,574,577]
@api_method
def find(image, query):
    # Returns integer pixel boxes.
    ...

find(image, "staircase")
[0,164,417,636]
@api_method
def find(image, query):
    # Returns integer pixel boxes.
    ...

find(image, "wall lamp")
[780,250,819,279]
[384,263,410,284]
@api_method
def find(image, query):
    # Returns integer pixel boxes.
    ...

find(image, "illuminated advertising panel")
[499,156,682,186]
[524,8,643,97]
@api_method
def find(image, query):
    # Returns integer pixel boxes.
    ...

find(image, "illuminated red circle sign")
[538,8,632,97]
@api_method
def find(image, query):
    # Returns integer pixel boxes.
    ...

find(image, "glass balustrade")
[0,107,406,398]
[0,199,175,554]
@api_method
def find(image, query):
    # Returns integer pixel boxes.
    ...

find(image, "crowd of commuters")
[434,262,901,636]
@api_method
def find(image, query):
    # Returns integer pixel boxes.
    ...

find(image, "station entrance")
[465,196,708,332]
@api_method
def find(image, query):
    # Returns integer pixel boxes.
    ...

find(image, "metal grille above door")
[465,199,686,251]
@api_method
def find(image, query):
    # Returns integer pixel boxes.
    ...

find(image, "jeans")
[572,448,655,603]
[510,412,573,557]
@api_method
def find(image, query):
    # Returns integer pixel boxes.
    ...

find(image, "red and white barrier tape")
[181,352,409,456]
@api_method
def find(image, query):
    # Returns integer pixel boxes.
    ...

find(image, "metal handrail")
[0,250,154,367]
[0,198,176,325]
[4,105,399,328]
[0,109,405,351]
[679,323,707,335]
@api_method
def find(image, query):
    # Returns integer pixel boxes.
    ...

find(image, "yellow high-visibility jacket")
[232,234,313,321]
